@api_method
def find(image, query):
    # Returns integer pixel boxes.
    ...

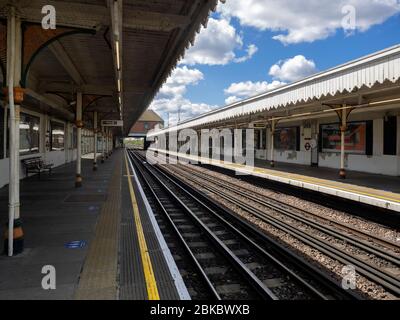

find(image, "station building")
[129,110,164,138]
[127,110,164,149]
[148,45,400,178]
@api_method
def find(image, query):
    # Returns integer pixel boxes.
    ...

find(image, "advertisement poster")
[274,127,298,151]
[321,122,366,154]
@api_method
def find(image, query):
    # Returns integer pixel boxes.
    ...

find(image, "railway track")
[155,159,400,299]
[128,149,361,300]
[168,163,400,255]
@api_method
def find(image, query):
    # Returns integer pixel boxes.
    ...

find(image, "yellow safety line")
[124,152,160,300]
[157,149,400,204]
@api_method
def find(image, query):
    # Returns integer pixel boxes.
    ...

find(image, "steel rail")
[128,150,277,300]
[173,164,400,263]
[133,150,360,300]
[127,150,221,300]
[164,164,400,296]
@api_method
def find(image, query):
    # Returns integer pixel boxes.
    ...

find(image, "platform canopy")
[0,0,220,135]
[149,44,400,135]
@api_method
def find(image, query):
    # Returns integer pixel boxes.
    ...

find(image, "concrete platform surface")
[0,149,187,300]
[0,153,119,299]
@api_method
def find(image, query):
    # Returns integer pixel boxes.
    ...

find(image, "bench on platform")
[21,156,54,179]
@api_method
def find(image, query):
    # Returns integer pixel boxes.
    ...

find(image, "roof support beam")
[24,88,75,121]
[48,41,85,86]
[39,82,149,96]
[1,1,189,31]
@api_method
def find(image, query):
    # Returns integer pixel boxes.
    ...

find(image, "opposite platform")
[151,149,400,213]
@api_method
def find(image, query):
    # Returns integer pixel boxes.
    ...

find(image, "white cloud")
[150,96,218,125]
[269,55,317,82]
[224,80,286,104]
[225,80,286,97]
[223,54,318,104]
[181,18,258,65]
[225,96,241,105]
[151,66,217,125]
[158,66,204,99]
[219,0,400,44]
[234,44,258,63]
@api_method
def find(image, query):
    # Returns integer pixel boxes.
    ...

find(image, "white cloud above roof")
[225,95,242,105]
[150,96,218,125]
[269,55,317,82]
[181,18,258,66]
[157,66,204,99]
[224,55,317,104]
[218,0,400,44]
[224,80,286,104]
[151,66,218,125]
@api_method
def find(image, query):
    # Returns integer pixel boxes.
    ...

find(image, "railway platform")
[150,149,400,213]
[0,150,187,300]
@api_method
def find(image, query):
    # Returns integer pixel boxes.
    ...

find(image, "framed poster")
[274,126,299,151]
[321,122,366,154]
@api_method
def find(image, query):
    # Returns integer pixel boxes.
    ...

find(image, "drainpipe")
[339,105,347,179]
[75,92,83,187]
[93,111,98,171]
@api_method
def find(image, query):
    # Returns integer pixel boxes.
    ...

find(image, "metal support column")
[75,92,83,187]
[109,131,113,155]
[93,112,98,171]
[270,120,276,167]
[105,127,109,159]
[4,8,24,256]
[101,127,105,163]
[339,105,347,179]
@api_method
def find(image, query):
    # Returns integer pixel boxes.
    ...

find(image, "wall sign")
[101,120,123,127]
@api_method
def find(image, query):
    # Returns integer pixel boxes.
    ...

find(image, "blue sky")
[150,0,400,125]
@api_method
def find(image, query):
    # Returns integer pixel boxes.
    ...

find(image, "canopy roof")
[149,44,400,135]
[0,0,220,135]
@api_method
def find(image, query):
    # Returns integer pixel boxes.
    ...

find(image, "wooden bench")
[21,157,54,179]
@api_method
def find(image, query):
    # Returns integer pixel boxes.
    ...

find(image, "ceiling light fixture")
[116,41,120,70]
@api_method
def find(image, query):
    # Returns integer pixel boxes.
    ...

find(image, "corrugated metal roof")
[0,0,220,136]
[149,44,400,136]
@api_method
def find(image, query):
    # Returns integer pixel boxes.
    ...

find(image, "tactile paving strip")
[118,153,182,300]
[73,155,122,300]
